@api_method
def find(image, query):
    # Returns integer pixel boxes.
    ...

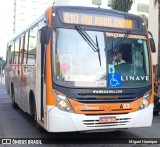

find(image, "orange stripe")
[45,7,52,27]
[69,98,143,114]
[141,17,154,104]
[45,7,57,106]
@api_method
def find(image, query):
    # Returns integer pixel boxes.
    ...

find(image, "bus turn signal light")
[139,90,151,110]
[53,90,73,112]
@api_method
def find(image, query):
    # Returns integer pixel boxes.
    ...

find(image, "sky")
[0,1,13,60]
[0,0,52,60]
[0,0,150,60]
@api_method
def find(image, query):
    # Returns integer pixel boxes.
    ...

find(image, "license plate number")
[99,116,116,123]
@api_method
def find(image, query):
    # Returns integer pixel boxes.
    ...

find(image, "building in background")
[54,0,149,15]
[54,0,156,63]
[13,0,156,63]
[13,0,54,34]
[0,0,153,60]
[0,0,54,59]
[148,0,158,67]
[12,0,150,37]
[0,1,14,59]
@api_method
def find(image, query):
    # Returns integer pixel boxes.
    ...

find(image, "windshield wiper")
[113,30,130,53]
[96,35,101,66]
[75,25,101,66]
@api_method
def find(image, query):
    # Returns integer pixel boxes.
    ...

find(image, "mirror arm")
[40,26,52,45]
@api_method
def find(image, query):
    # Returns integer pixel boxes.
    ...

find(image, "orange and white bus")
[5,6,156,132]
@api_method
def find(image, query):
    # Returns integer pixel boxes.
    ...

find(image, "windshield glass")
[106,32,150,87]
[53,28,150,88]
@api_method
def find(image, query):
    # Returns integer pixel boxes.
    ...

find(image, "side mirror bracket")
[40,26,52,45]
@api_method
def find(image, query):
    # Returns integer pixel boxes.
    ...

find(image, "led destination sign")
[62,12,133,29]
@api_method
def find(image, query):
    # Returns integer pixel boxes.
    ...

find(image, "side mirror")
[150,38,156,53]
[148,31,156,53]
[40,26,51,45]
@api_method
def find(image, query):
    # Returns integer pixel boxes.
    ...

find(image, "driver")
[112,52,126,65]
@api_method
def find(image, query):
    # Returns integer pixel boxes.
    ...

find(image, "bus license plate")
[99,116,116,123]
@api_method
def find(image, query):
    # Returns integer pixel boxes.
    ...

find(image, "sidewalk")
[0,75,5,85]
[0,83,11,103]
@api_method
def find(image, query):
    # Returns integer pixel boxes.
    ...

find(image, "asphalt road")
[0,83,160,147]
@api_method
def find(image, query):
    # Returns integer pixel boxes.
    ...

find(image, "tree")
[154,0,160,73]
[140,14,148,27]
[111,0,133,12]
[0,57,6,74]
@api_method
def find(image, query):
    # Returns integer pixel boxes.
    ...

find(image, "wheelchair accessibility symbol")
[109,74,122,87]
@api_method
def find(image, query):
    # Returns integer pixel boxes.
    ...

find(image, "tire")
[30,96,46,133]
[11,86,18,109]
[153,111,159,115]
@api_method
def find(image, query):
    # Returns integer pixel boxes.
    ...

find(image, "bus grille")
[72,93,137,103]
[82,118,131,128]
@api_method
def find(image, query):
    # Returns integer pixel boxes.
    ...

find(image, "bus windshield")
[53,28,150,88]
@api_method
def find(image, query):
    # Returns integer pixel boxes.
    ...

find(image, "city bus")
[5,6,156,132]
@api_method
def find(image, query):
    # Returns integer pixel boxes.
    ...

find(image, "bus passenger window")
[20,36,25,64]
[27,26,38,65]
[14,39,19,65]
[9,44,15,64]
[22,32,29,65]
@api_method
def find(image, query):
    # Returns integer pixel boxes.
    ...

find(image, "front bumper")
[47,104,153,132]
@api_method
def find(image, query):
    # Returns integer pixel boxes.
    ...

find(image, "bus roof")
[53,6,140,18]
[53,6,144,31]
[8,6,145,44]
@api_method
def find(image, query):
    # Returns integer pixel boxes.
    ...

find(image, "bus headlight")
[53,90,73,112]
[139,90,151,110]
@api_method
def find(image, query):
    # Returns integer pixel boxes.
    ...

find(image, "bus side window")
[24,32,29,65]
[6,46,10,65]
[20,36,25,64]
[9,43,15,64]
[14,39,20,65]
[27,26,38,65]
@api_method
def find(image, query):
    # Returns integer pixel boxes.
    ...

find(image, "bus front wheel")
[30,95,46,133]
[11,86,18,109]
